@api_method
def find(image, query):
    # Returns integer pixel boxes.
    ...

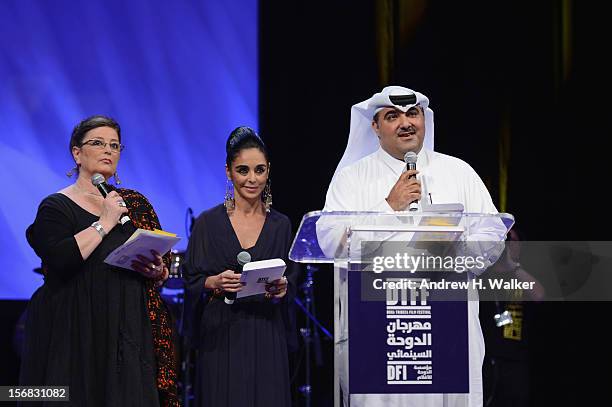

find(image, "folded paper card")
[104,229,181,270]
[236,258,287,299]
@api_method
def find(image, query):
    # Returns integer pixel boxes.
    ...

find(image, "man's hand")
[385,169,421,211]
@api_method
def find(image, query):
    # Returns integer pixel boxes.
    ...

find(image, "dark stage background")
[1,1,607,406]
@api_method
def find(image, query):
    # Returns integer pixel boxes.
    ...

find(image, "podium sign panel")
[289,211,513,407]
[348,267,469,394]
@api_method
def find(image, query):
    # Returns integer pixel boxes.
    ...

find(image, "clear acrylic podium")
[289,211,514,407]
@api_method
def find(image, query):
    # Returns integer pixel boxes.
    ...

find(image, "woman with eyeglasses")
[19,115,179,406]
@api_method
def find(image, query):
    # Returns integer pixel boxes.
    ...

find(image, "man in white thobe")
[322,86,506,407]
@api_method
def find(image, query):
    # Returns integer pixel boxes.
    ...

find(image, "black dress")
[20,190,179,406]
[183,204,296,407]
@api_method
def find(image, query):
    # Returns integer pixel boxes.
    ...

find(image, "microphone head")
[237,251,251,266]
[403,151,418,164]
[91,173,106,186]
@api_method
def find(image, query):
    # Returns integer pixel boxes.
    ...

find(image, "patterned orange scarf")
[122,189,180,407]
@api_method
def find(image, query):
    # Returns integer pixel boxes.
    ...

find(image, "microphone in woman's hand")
[91,173,131,225]
[224,251,251,305]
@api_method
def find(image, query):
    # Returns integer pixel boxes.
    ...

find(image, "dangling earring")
[224,179,235,211]
[114,172,121,185]
[66,166,78,178]
[263,178,272,213]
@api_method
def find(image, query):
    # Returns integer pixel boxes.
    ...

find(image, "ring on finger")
[118,201,127,207]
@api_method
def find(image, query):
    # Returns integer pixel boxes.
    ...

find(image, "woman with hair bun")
[183,126,295,407]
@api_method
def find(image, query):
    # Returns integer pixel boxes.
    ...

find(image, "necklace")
[73,183,102,197]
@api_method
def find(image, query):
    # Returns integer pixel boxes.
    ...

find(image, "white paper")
[422,202,464,213]
[104,229,181,270]
[236,258,286,299]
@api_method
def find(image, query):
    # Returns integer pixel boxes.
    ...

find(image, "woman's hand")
[132,249,167,281]
[98,191,129,233]
[265,276,288,300]
[155,265,169,288]
[207,270,243,292]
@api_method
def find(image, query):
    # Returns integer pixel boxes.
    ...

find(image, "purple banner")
[348,270,469,394]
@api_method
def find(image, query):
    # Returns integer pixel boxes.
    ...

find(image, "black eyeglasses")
[80,139,125,152]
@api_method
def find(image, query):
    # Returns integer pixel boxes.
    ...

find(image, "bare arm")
[74,190,128,260]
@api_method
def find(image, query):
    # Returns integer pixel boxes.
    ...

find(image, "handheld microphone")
[403,152,419,211]
[91,173,131,225]
[224,251,251,305]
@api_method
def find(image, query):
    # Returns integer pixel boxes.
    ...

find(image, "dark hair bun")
[225,126,269,166]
